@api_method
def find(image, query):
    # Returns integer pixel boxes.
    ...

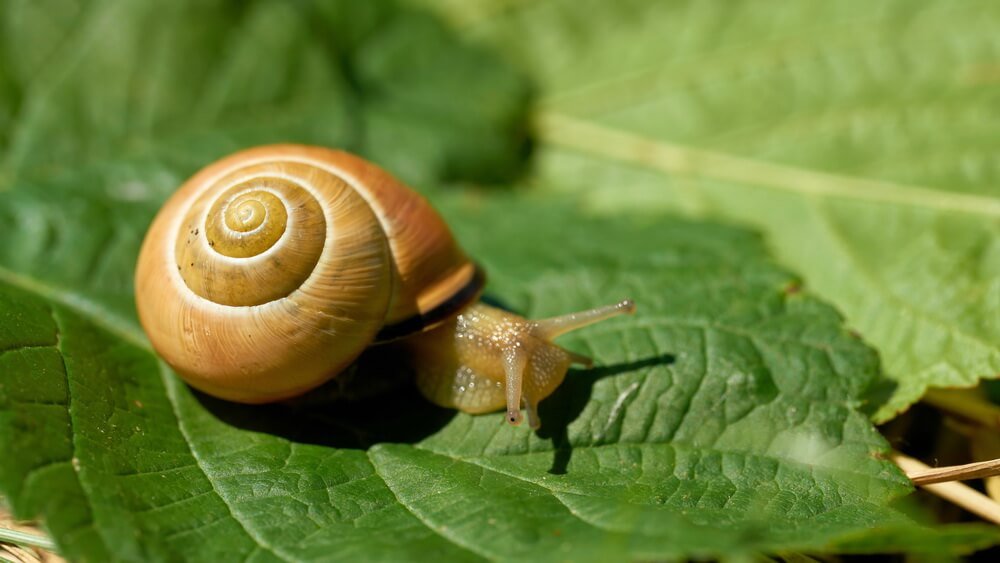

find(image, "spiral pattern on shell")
[177,175,329,307]
[136,145,480,403]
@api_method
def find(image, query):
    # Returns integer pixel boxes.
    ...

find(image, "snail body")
[409,299,634,428]
[135,145,634,428]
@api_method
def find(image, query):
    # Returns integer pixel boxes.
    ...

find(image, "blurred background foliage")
[0,0,532,190]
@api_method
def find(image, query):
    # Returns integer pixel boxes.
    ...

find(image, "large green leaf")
[1,0,998,560]
[413,0,1000,420]
[2,187,998,560]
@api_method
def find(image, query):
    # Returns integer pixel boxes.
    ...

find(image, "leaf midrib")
[416,439,906,498]
[0,266,148,352]
[386,443,906,558]
[367,449,492,562]
[159,362,298,562]
[536,112,1000,217]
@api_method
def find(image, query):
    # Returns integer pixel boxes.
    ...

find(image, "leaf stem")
[0,527,57,552]
[893,453,1000,525]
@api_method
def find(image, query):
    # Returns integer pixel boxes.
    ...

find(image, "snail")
[135,145,635,429]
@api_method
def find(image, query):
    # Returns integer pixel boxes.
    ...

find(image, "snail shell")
[135,145,482,403]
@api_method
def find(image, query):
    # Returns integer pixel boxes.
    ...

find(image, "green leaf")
[2,189,998,559]
[413,0,1000,420]
[1,0,998,560]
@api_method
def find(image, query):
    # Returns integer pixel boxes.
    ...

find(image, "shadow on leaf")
[192,349,455,450]
[538,353,676,475]
[193,292,673,457]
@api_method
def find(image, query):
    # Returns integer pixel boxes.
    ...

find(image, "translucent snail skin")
[408,299,636,429]
[135,144,635,428]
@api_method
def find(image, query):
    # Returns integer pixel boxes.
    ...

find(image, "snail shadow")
[193,351,456,450]
[537,353,676,475]
[192,294,518,449]
[191,352,675,460]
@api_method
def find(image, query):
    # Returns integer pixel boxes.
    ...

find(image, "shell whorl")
[176,173,328,307]
[135,145,481,403]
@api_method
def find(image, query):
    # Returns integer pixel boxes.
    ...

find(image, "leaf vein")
[0,343,57,358]
[50,306,111,557]
[367,449,494,562]
[537,112,1000,216]
[159,362,297,563]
